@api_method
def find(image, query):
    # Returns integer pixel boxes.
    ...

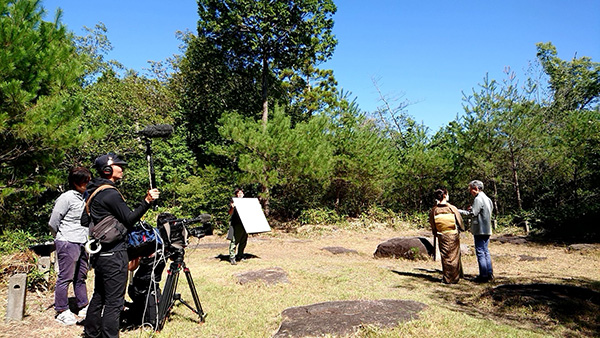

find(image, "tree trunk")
[261,184,270,216]
[492,180,499,215]
[492,180,499,230]
[509,145,523,210]
[261,55,269,125]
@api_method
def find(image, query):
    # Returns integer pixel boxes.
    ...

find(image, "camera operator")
[82,153,159,338]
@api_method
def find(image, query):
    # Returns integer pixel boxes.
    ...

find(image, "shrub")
[0,229,37,254]
[298,208,344,225]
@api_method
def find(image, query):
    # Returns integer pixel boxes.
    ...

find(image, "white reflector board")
[233,198,271,234]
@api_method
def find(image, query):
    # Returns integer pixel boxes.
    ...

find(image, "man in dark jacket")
[82,153,159,338]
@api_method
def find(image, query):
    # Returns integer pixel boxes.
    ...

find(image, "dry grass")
[1,223,598,337]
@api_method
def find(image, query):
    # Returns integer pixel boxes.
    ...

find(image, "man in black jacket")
[82,153,159,338]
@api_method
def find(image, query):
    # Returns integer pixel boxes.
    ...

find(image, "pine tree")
[210,107,334,215]
[0,0,88,228]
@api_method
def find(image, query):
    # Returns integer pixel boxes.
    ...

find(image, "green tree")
[210,107,334,216]
[73,22,124,85]
[457,74,507,213]
[326,96,397,216]
[176,31,262,166]
[0,0,90,229]
[280,63,340,125]
[369,81,442,212]
[73,25,198,217]
[196,0,337,124]
[533,42,600,234]
[536,42,600,113]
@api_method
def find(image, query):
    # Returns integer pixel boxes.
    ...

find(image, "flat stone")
[518,255,547,261]
[235,267,289,285]
[274,299,427,337]
[568,243,600,252]
[492,234,528,244]
[321,246,358,255]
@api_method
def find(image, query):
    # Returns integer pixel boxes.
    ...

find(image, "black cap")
[93,153,128,171]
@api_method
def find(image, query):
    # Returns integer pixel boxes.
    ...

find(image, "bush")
[359,205,397,223]
[298,208,344,225]
[0,229,37,254]
[400,211,429,229]
[175,165,238,233]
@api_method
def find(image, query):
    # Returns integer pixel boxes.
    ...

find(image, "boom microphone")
[139,124,173,138]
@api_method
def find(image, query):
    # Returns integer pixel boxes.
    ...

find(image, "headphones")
[101,155,115,176]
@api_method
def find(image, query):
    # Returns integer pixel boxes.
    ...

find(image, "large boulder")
[374,237,433,259]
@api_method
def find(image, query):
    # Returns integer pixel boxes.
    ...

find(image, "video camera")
[157,213,213,259]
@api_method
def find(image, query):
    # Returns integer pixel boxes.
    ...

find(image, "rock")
[321,246,358,255]
[235,267,289,285]
[518,255,547,261]
[373,237,433,260]
[568,243,600,252]
[492,234,528,244]
[274,299,427,337]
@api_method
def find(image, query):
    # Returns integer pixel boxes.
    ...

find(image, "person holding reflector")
[226,188,271,265]
[227,188,247,265]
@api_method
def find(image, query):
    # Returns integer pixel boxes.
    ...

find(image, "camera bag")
[127,222,163,259]
[90,215,127,244]
[86,185,128,244]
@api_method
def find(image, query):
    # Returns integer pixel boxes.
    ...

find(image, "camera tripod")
[156,250,206,331]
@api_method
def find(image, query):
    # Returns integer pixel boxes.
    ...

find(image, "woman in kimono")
[429,188,465,284]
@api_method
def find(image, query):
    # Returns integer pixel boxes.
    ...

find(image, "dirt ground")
[1,226,599,337]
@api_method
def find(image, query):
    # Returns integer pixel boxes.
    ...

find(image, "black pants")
[127,255,166,327]
[84,250,128,338]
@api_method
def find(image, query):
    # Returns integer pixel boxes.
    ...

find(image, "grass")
[0,222,598,337]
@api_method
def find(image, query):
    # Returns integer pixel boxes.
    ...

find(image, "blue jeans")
[54,240,89,312]
[474,235,493,278]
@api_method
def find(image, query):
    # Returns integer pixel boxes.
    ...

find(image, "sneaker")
[229,257,237,265]
[78,305,88,318]
[56,309,78,325]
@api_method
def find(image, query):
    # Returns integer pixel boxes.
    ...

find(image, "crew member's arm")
[48,194,69,237]
[228,199,235,215]
[104,189,159,228]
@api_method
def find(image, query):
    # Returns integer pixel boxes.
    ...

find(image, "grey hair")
[469,180,484,191]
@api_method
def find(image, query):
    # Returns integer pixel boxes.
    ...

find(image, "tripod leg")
[182,264,206,322]
[156,265,180,331]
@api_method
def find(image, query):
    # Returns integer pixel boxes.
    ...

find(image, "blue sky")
[42,0,600,132]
